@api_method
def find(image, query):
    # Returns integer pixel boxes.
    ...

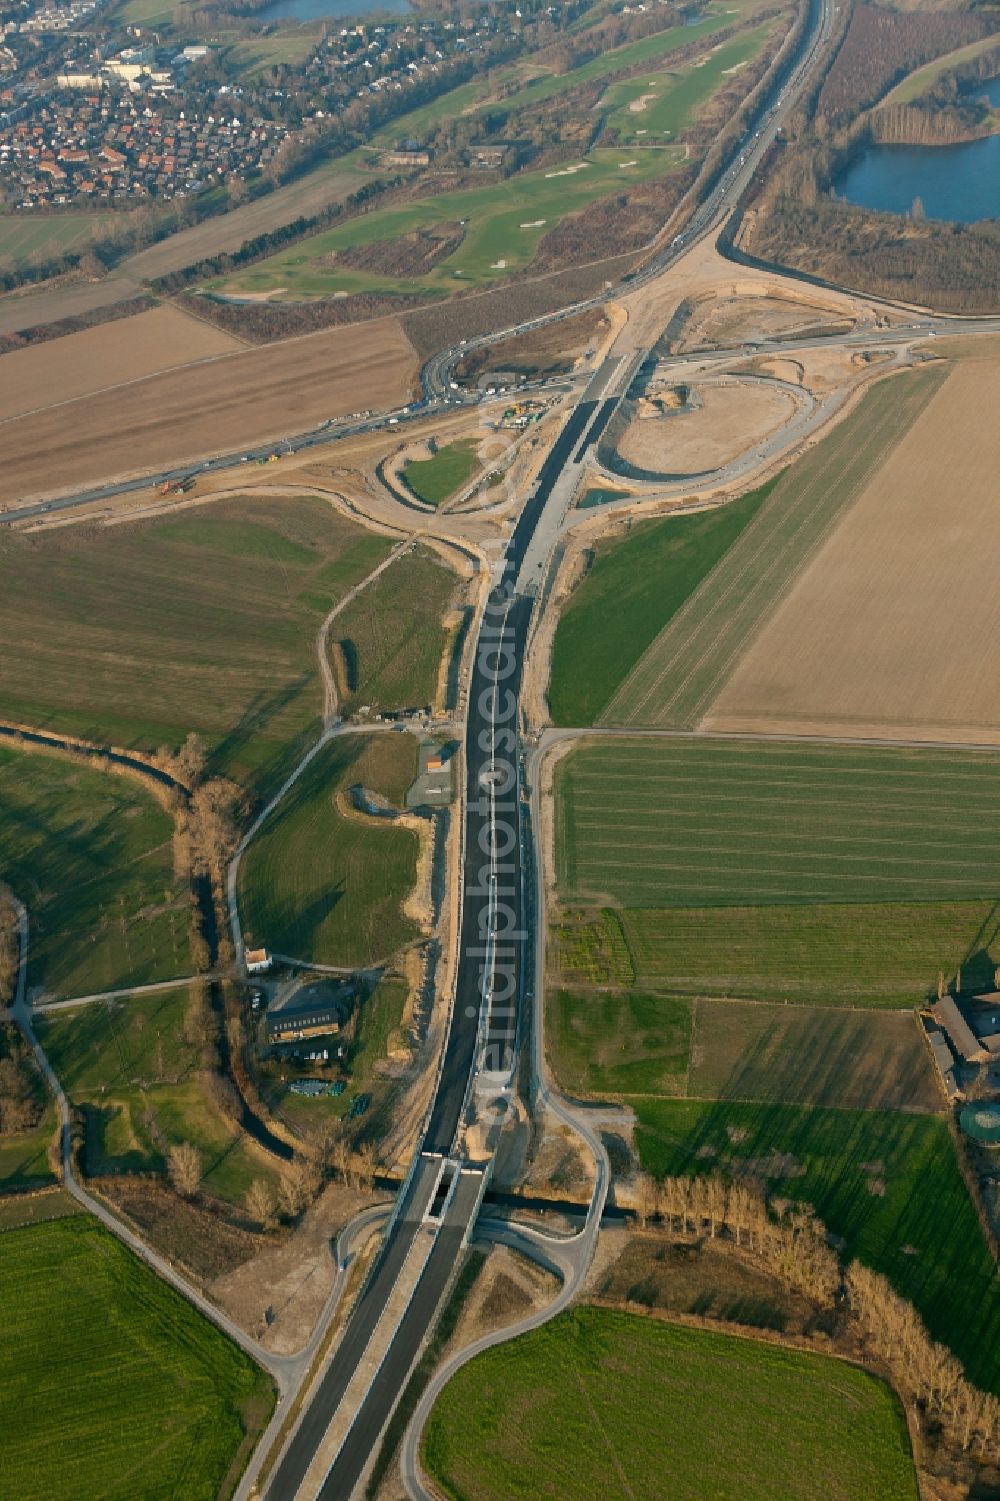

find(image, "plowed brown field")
[0,304,243,420]
[0,316,417,503]
[708,358,1000,744]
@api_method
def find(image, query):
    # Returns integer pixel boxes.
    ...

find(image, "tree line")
[817,3,995,124]
[632,1171,1000,1478]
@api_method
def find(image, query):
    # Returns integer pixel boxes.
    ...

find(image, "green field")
[216,148,684,298]
[548,988,691,1097]
[684,998,939,1110]
[604,24,774,143]
[226,30,320,77]
[402,440,479,507]
[0,1216,274,1500]
[239,733,420,968]
[0,1103,56,1189]
[484,5,745,118]
[114,0,174,24]
[37,987,278,1203]
[554,735,1000,1005]
[0,498,391,797]
[0,745,189,998]
[634,1098,1000,1390]
[0,1187,82,1228]
[557,737,1000,907]
[549,484,770,725]
[211,1,777,301]
[615,900,1000,1006]
[602,367,945,727]
[546,980,939,1110]
[423,1308,918,1501]
[370,4,749,154]
[333,543,457,714]
[0,210,120,267]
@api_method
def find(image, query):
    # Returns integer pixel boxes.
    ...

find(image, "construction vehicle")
[159,476,196,497]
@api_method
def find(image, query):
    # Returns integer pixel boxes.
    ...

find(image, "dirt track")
[0,316,418,503]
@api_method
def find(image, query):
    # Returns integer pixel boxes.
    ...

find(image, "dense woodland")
[745,190,1000,308]
[816,2,996,121]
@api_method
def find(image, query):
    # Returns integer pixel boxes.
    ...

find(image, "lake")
[834,76,1000,223]
[258,0,409,21]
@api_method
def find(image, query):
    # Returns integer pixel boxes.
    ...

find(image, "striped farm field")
[556,736,1000,907]
[601,366,945,729]
[553,736,1000,1004]
[0,1216,273,1500]
[617,901,1000,1006]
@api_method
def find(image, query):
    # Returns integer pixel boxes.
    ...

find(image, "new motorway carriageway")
[262,360,628,1500]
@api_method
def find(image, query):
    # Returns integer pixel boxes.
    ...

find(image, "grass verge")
[402,439,479,506]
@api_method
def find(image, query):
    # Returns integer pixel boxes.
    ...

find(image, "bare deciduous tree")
[350,1141,378,1193]
[633,1172,658,1230]
[246,1179,276,1230]
[278,1156,322,1219]
[167,1141,202,1199]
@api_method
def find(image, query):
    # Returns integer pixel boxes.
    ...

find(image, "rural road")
[8,898,288,1380]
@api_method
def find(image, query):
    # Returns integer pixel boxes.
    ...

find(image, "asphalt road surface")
[265,379,606,1499]
[316,1169,485,1500]
[265,1155,442,1499]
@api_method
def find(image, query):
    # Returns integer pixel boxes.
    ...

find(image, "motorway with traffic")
[0,0,840,533]
[254,6,849,1472]
[261,353,625,1499]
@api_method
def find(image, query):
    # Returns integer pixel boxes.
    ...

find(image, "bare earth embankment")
[708,358,1000,744]
[0,316,417,503]
[0,304,243,420]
